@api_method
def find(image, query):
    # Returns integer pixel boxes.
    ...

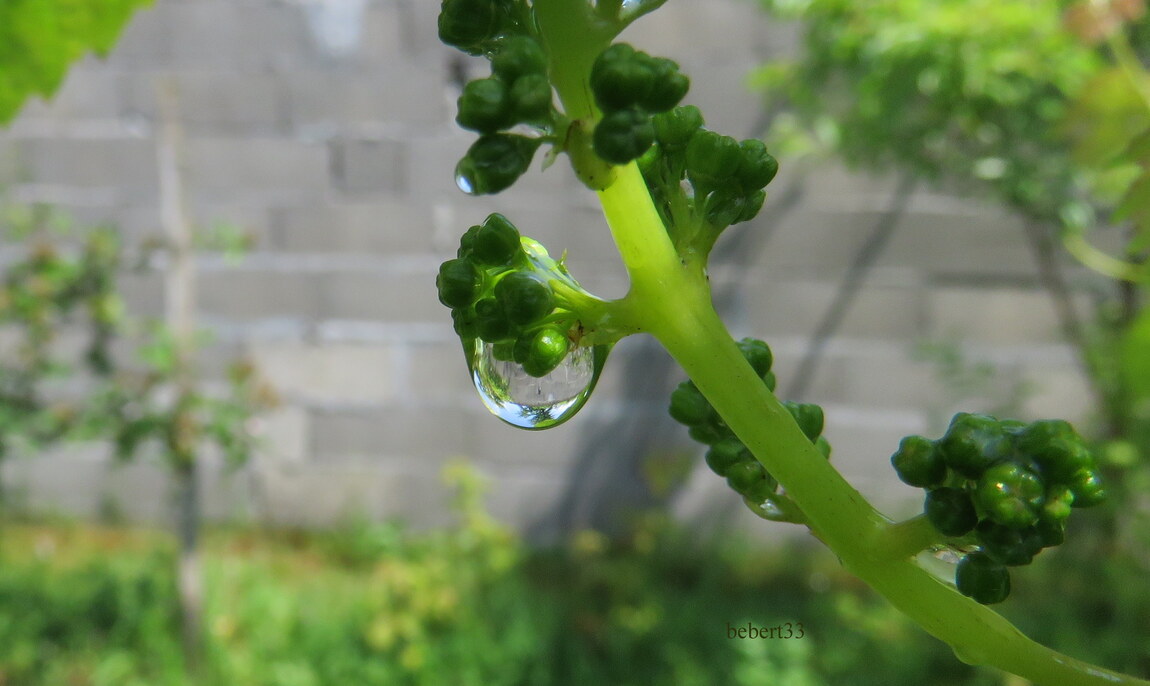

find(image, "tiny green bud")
[956,552,1011,605]
[436,258,481,309]
[438,0,503,54]
[593,108,656,165]
[815,435,832,459]
[495,272,553,325]
[686,130,743,188]
[670,381,712,426]
[456,78,513,133]
[688,424,727,445]
[938,412,1007,479]
[457,224,482,257]
[705,437,749,477]
[975,462,1044,529]
[472,213,522,266]
[891,435,945,488]
[510,73,553,121]
[474,297,513,342]
[451,307,479,338]
[641,57,689,112]
[652,105,703,149]
[590,43,653,111]
[736,337,773,378]
[975,520,1043,567]
[457,134,541,195]
[925,487,977,537]
[519,326,570,377]
[726,460,773,501]
[491,35,547,82]
[736,190,767,224]
[783,401,824,443]
[735,139,779,191]
[1041,485,1074,523]
[1067,468,1106,507]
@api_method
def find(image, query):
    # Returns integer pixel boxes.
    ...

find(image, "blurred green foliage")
[0,464,1145,685]
[0,0,152,125]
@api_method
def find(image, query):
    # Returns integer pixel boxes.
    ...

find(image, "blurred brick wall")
[0,0,1095,536]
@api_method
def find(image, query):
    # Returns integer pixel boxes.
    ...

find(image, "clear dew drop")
[454,160,478,195]
[466,338,608,430]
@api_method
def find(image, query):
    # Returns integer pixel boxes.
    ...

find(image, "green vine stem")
[533,1,1150,683]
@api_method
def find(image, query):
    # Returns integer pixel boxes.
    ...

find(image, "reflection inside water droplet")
[466,338,608,429]
[454,160,477,195]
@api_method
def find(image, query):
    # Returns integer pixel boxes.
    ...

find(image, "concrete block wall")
[0,0,1099,535]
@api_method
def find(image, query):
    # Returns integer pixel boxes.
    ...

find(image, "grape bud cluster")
[669,338,830,506]
[589,44,690,164]
[891,413,1106,604]
[436,213,588,377]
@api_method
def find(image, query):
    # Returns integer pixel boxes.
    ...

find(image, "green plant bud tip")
[436,258,481,309]
[593,108,656,165]
[975,462,1044,529]
[736,337,773,377]
[669,381,712,426]
[955,552,1011,605]
[457,224,482,257]
[519,327,570,377]
[438,0,503,53]
[456,78,513,133]
[705,437,750,477]
[891,435,945,488]
[495,272,553,326]
[510,73,553,121]
[652,105,704,149]
[688,423,728,445]
[457,134,540,195]
[816,435,832,459]
[783,401,824,442]
[1067,468,1106,507]
[726,460,772,500]
[924,487,977,537]
[938,412,1008,479]
[735,139,779,190]
[590,43,654,111]
[686,130,743,189]
[491,35,547,81]
[640,58,689,112]
[975,520,1043,567]
[471,213,522,266]
[451,308,479,338]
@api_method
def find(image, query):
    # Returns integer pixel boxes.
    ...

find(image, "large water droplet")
[466,338,608,429]
[454,159,480,195]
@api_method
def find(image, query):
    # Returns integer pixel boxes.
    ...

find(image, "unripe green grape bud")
[519,326,570,377]
[457,134,541,195]
[955,552,1011,605]
[492,35,547,81]
[816,436,832,459]
[705,437,749,477]
[1067,468,1106,507]
[783,402,824,442]
[975,520,1043,566]
[736,337,773,378]
[736,190,767,225]
[1041,485,1074,523]
[686,130,743,188]
[925,487,977,537]
[891,435,945,488]
[640,57,689,112]
[670,381,711,426]
[703,189,747,228]
[1035,517,1066,547]
[1016,419,1074,454]
[495,272,553,325]
[510,73,553,121]
[763,371,777,392]
[438,0,502,54]
[457,224,482,257]
[590,43,653,111]
[474,297,513,342]
[975,462,1044,528]
[652,105,703,150]
[472,213,522,266]
[726,460,771,499]
[1032,438,1095,484]
[735,139,779,191]
[456,78,513,133]
[436,258,481,309]
[939,412,1007,479]
[593,108,655,165]
[452,307,479,338]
